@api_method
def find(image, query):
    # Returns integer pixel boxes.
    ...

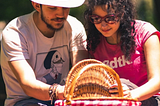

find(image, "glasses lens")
[105,15,117,24]
[89,15,118,24]
[90,15,101,24]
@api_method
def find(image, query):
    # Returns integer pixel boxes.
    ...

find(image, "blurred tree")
[0,0,86,24]
[134,0,160,30]
[153,0,160,30]
[0,0,34,22]
[0,0,159,29]
[70,4,86,24]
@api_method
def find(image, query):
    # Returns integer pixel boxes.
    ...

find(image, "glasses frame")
[89,14,119,24]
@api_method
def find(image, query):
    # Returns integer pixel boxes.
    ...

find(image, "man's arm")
[8,59,51,100]
[70,50,89,66]
[8,49,89,100]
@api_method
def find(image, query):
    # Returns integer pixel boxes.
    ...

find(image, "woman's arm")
[131,34,160,101]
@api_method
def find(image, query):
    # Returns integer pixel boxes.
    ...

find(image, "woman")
[84,0,160,105]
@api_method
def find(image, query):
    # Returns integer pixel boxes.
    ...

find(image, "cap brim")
[31,0,85,8]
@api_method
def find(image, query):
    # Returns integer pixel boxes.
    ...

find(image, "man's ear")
[31,1,41,12]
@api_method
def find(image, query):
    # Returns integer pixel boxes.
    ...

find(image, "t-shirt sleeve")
[2,24,29,62]
[135,20,160,46]
[142,22,160,44]
[67,16,87,52]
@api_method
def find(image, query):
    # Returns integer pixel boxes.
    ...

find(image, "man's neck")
[33,11,55,38]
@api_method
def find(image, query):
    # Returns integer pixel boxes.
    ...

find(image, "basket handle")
[66,63,123,103]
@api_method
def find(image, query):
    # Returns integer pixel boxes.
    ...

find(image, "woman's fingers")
[109,84,119,97]
[123,89,132,98]
[109,83,132,98]
[121,84,132,98]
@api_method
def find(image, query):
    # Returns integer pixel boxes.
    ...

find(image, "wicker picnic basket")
[64,59,138,105]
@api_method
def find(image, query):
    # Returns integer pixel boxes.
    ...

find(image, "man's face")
[40,5,70,30]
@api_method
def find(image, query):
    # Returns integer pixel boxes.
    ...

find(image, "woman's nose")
[101,21,108,27]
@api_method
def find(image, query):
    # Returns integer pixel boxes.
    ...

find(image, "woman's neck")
[106,34,120,45]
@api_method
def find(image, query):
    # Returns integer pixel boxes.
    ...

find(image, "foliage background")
[0,0,160,105]
[135,0,160,30]
[0,0,159,30]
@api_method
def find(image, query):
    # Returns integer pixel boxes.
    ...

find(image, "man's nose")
[56,7,65,17]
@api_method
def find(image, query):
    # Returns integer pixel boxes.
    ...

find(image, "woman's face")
[92,5,120,40]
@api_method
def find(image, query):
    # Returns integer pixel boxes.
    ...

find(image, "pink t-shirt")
[92,20,160,87]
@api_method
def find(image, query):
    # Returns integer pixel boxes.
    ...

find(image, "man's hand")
[56,85,65,100]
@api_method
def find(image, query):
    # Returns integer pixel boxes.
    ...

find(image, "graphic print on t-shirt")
[102,55,132,68]
[35,45,69,85]
[43,50,65,84]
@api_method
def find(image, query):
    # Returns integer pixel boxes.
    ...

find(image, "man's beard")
[41,11,65,31]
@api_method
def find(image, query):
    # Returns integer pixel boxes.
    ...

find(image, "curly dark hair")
[84,0,136,60]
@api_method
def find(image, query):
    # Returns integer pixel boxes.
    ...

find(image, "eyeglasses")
[89,14,119,24]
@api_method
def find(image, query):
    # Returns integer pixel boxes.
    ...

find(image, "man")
[1,0,88,105]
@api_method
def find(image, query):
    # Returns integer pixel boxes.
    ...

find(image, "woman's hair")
[84,0,136,60]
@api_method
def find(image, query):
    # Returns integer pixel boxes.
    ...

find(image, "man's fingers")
[57,85,65,100]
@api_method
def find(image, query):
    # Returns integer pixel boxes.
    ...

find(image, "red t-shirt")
[91,20,160,91]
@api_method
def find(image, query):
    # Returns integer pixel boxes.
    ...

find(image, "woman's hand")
[109,83,132,98]
[121,84,132,98]
[109,84,119,97]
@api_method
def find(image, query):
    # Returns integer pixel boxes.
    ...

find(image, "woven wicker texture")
[64,59,137,105]
[64,59,103,98]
